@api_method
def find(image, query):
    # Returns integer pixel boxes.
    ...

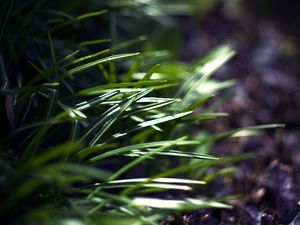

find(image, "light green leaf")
[131,197,232,210]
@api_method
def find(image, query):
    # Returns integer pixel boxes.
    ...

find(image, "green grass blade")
[183,94,214,112]
[48,32,58,79]
[58,50,81,64]
[126,149,218,160]
[77,80,166,95]
[65,53,140,77]
[88,89,152,146]
[46,89,58,119]
[29,142,82,167]
[101,183,193,191]
[111,36,146,53]
[21,126,50,161]
[105,111,192,143]
[108,178,205,185]
[142,64,160,81]
[107,137,187,181]
[182,112,228,122]
[131,197,232,210]
[64,49,110,67]
[208,124,286,142]
[75,90,120,111]
[89,139,200,162]
[79,39,111,46]
[47,10,108,34]
[123,58,142,82]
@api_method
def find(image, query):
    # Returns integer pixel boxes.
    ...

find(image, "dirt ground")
[173,3,300,225]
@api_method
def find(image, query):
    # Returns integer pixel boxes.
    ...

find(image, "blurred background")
[173,0,300,224]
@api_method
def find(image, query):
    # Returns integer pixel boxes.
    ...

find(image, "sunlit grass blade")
[194,45,236,79]
[125,99,180,117]
[105,111,192,143]
[59,102,87,120]
[130,115,163,132]
[196,79,236,95]
[88,89,152,146]
[64,53,140,78]
[142,64,160,81]
[203,167,237,183]
[126,149,218,160]
[182,112,228,122]
[175,45,235,105]
[79,89,151,146]
[107,137,187,181]
[75,90,120,111]
[183,94,214,112]
[88,139,199,162]
[77,80,167,95]
[102,183,193,191]
[95,97,179,106]
[46,89,58,119]
[88,137,190,199]
[58,50,81,64]
[108,178,205,185]
[131,197,232,210]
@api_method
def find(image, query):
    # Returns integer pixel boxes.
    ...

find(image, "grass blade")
[131,197,232,210]
[66,53,140,77]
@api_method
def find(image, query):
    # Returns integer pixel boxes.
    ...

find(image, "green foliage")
[0,1,284,225]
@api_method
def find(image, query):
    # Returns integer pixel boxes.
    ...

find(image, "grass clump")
[0,1,284,225]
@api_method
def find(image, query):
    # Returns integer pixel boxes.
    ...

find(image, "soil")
[171,2,300,225]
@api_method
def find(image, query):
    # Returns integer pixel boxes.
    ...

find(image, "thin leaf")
[48,32,58,79]
[29,142,82,167]
[65,53,140,77]
[107,137,187,181]
[48,10,108,34]
[88,89,152,146]
[142,64,160,81]
[183,94,214,111]
[131,197,232,210]
[111,36,146,53]
[64,49,110,67]
[108,178,205,185]
[105,111,192,143]
[75,90,120,111]
[126,149,218,160]
[77,80,167,95]
[89,139,199,162]
[80,39,111,46]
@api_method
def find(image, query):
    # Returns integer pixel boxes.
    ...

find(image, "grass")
[0,1,284,225]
